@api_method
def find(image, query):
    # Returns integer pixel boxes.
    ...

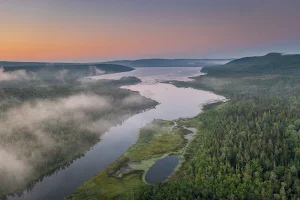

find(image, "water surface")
[91,67,204,83]
[8,67,225,200]
[145,156,181,184]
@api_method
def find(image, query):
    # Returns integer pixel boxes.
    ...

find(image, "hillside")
[0,61,133,73]
[111,53,300,199]
[0,62,134,83]
[202,53,300,76]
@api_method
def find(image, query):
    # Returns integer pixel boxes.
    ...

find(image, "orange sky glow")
[1,0,300,62]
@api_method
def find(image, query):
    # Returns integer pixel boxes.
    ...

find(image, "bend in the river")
[8,67,225,200]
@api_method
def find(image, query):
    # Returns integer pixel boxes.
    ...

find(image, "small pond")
[145,155,181,184]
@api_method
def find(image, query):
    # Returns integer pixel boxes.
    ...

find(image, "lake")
[8,67,225,200]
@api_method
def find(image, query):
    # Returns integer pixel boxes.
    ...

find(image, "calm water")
[145,156,181,184]
[90,67,204,83]
[8,67,225,200]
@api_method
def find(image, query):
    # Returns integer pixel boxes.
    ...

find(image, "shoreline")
[67,96,227,199]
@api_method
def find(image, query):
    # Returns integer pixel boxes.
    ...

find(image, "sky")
[0,0,300,62]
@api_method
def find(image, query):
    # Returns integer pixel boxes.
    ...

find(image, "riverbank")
[67,119,199,200]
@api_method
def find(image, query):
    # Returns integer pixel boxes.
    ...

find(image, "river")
[8,67,225,200]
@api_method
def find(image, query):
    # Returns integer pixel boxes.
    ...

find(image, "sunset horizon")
[1,0,300,62]
[2,1,300,200]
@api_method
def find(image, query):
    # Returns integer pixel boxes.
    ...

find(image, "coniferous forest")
[121,54,300,200]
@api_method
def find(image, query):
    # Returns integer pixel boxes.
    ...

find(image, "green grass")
[129,157,159,171]
[68,169,144,200]
[177,118,203,128]
[126,126,187,161]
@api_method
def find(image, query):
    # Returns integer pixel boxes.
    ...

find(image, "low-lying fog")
[0,68,156,195]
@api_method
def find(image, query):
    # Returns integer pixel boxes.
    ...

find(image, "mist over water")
[8,67,225,200]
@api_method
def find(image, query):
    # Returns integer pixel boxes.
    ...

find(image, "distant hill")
[0,61,134,82]
[104,58,232,67]
[202,53,300,76]
[0,62,133,74]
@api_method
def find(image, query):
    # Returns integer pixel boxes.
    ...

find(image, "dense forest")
[120,53,300,199]
[0,61,133,73]
[0,73,157,198]
[202,53,300,77]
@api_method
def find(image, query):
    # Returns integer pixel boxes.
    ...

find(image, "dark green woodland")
[122,53,300,200]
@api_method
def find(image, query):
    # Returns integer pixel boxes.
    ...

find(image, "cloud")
[0,87,157,193]
[0,93,111,190]
[55,69,69,81]
[0,149,31,181]
[89,66,105,76]
[0,67,29,81]
[122,94,147,106]
[2,94,110,133]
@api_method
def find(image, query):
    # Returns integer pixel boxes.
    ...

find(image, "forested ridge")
[202,53,300,77]
[121,54,300,199]
[104,58,231,67]
[0,62,133,84]
[0,62,133,73]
